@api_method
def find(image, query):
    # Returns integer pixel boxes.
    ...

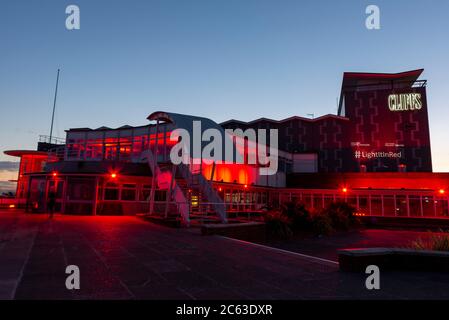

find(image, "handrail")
[177,161,227,223]
[47,145,66,162]
[141,149,190,226]
[39,135,66,145]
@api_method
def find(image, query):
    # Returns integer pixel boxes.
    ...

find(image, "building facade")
[4,70,447,224]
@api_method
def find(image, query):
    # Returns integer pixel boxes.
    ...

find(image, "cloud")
[0,181,16,193]
[0,161,19,171]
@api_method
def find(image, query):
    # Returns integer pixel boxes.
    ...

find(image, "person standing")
[47,187,56,219]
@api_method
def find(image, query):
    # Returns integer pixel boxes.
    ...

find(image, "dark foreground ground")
[266,228,442,261]
[1,210,449,300]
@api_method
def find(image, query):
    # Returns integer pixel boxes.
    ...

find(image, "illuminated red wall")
[288,172,448,190]
[202,163,256,185]
[16,155,47,198]
[344,86,432,172]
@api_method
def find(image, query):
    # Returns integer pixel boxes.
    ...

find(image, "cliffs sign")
[388,93,422,111]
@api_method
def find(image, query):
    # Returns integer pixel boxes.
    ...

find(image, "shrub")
[321,201,358,231]
[309,210,334,236]
[280,201,311,231]
[409,231,449,252]
[264,210,293,239]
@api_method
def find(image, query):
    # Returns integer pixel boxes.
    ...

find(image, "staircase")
[141,150,190,226]
[178,162,227,223]
[141,149,228,226]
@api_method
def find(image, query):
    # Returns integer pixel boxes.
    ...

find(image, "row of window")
[66,131,174,162]
[99,183,167,201]
[277,192,449,217]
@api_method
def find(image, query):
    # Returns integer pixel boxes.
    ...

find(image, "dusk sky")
[1,0,449,189]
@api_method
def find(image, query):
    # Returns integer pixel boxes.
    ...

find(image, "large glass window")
[66,177,95,201]
[395,195,408,216]
[121,184,136,201]
[119,136,132,161]
[422,196,435,217]
[358,196,369,214]
[313,194,324,210]
[302,194,312,209]
[132,136,144,159]
[435,198,449,217]
[104,138,118,160]
[409,196,421,217]
[140,185,151,201]
[66,138,85,159]
[370,195,382,216]
[104,182,119,200]
[85,138,104,160]
[383,196,395,216]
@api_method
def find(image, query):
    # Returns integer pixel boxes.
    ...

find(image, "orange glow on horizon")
[439,189,445,195]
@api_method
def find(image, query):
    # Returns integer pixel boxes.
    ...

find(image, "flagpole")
[49,69,60,143]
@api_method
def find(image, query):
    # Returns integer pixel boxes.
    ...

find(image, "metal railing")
[141,149,191,226]
[39,135,66,145]
[343,80,427,93]
[178,161,228,223]
[143,200,259,223]
[47,145,66,162]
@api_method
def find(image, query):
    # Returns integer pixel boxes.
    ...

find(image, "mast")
[49,69,60,143]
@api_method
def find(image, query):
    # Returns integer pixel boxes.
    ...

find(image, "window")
[85,138,104,160]
[66,138,85,159]
[119,136,132,161]
[155,190,166,201]
[121,184,136,201]
[370,196,382,216]
[132,136,144,159]
[121,189,136,201]
[383,196,395,216]
[409,196,421,217]
[104,138,118,160]
[67,177,95,200]
[104,182,119,200]
[139,185,152,201]
[422,196,435,217]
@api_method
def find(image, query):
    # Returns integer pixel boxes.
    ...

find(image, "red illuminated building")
[4,70,448,224]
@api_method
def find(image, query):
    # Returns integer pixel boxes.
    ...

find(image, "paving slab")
[1,210,449,300]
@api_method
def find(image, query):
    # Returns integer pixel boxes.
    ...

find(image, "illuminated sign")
[388,93,422,111]
[354,150,402,159]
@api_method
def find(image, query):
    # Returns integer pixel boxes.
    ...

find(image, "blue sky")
[1,0,449,172]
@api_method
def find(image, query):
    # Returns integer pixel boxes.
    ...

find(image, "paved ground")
[1,210,449,300]
[266,229,441,261]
